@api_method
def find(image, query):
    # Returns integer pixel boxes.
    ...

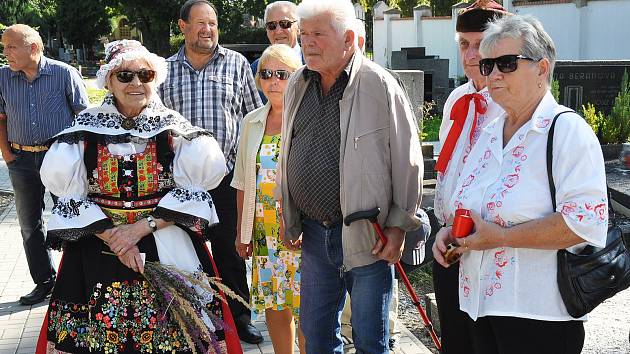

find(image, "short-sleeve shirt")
[451,91,608,321]
[0,56,88,145]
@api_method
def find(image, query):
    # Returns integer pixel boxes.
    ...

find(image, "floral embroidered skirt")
[43,231,234,353]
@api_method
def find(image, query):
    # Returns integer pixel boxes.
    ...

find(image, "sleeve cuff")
[153,188,219,237]
[47,198,112,241]
[385,204,422,232]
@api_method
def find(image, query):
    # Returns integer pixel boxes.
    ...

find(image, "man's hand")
[1,149,16,164]
[372,226,405,265]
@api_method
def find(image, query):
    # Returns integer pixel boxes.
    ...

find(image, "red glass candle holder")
[452,208,474,238]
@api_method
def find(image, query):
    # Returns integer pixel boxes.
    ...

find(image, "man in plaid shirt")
[159,0,263,344]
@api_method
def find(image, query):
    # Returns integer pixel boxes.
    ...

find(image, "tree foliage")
[56,0,111,49]
[431,0,459,16]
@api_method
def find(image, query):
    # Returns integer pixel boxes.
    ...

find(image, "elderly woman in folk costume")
[36,40,243,354]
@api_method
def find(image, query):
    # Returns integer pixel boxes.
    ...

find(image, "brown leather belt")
[10,142,49,152]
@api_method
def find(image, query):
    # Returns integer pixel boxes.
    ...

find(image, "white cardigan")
[231,103,272,244]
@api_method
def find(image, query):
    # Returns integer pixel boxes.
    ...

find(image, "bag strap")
[546,110,616,222]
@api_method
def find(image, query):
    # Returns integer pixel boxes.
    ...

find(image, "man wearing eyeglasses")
[0,24,88,305]
[431,1,509,353]
[158,0,263,345]
[251,1,303,103]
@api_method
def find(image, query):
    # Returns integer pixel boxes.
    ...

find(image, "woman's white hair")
[96,40,167,90]
[264,1,298,22]
[480,14,556,85]
[297,0,356,35]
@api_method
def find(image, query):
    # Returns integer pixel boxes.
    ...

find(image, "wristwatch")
[146,215,158,232]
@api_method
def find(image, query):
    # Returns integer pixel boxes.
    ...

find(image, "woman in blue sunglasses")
[433,14,607,354]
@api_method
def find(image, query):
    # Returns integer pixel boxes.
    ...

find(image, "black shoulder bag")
[547,111,630,318]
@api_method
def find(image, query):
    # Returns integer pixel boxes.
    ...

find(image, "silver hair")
[480,14,556,85]
[4,24,44,53]
[264,1,298,22]
[297,0,356,35]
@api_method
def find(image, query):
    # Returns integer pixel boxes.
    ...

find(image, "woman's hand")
[235,232,253,259]
[95,228,117,243]
[118,245,145,274]
[108,220,152,256]
[432,226,457,267]
[280,218,302,251]
[454,211,506,255]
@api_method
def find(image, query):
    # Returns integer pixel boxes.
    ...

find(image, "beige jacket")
[231,103,272,244]
[277,54,423,270]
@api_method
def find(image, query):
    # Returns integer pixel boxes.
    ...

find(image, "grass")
[408,263,434,295]
[421,116,441,142]
[87,86,107,106]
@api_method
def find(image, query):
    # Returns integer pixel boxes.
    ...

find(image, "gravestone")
[391,47,452,114]
[554,60,630,115]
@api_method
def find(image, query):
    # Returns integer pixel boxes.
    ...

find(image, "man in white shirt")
[431,1,509,352]
[250,1,302,103]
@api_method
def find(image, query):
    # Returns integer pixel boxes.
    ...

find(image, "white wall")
[512,5,581,60]
[421,18,458,78]
[373,19,387,67]
[391,19,417,53]
[373,0,630,78]
[580,0,630,60]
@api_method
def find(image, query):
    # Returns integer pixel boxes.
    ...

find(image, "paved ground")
[0,156,429,354]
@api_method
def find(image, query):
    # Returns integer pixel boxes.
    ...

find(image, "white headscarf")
[96,40,167,89]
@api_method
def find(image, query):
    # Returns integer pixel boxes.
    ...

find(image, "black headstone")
[554,60,630,115]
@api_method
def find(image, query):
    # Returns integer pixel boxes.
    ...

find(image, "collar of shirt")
[302,55,353,82]
[10,55,53,79]
[171,44,227,71]
[484,90,559,159]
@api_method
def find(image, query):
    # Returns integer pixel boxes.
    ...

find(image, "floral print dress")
[250,134,301,318]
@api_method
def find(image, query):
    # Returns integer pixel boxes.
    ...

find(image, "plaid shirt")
[159,45,262,171]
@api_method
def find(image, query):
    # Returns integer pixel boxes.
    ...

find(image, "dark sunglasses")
[265,20,296,31]
[115,69,156,83]
[479,55,540,76]
[259,69,291,80]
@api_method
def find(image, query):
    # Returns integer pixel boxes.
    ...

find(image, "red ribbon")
[435,93,487,173]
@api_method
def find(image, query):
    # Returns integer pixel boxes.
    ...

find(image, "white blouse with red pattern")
[451,91,608,321]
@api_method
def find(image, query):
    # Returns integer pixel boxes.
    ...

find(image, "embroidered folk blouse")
[434,81,504,225]
[451,91,608,321]
[40,94,227,251]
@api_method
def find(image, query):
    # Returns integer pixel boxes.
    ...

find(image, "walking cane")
[344,207,442,351]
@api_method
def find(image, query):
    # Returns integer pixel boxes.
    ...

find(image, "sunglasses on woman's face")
[265,20,296,31]
[115,69,156,83]
[259,69,291,80]
[479,55,540,76]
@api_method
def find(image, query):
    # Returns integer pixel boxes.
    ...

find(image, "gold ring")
[463,238,467,248]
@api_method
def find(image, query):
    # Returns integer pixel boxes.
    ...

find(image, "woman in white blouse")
[37,40,243,353]
[432,15,607,354]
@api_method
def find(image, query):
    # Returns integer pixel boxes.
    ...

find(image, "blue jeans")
[7,149,56,284]
[299,218,393,354]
